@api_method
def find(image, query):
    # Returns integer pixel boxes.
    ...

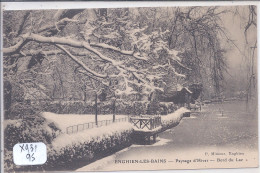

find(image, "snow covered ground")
[51,122,133,149]
[41,112,128,132]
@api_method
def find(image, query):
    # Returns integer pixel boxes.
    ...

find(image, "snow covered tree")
[3,8,189,118]
[4,6,238,118]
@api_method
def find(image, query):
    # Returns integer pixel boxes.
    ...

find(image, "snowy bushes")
[4,115,56,150]
[7,101,41,119]
[159,102,179,114]
[116,101,148,115]
[45,122,133,170]
[116,100,178,115]
[4,115,57,172]
[161,107,190,128]
[146,101,178,115]
[4,121,133,172]
[41,101,95,114]
[37,100,178,116]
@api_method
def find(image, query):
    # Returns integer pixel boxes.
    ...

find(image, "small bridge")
[130,116,162,144]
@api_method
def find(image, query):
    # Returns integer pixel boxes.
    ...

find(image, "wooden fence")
[66,117,129,134]
[130,116,161,131]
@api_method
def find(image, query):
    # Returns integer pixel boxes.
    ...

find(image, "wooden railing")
[130,116,161,131]
[66,117,128,134]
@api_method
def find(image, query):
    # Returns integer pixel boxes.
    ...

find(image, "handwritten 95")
[13,142,47,165]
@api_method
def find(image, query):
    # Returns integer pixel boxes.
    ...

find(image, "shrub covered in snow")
[44,122,133,170]
[116,100,178,115]
[116,101,149,115]
[4,115,56,151]
[4,121,133,172]
[159,102,178,114]
[41,100,95,114]
[4,114,57,172]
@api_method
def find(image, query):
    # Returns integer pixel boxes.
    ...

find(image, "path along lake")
[77,101,258,171]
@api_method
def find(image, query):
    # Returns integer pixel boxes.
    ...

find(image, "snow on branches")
[3,8,188,101]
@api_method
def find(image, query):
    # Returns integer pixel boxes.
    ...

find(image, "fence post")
[113,99,116,122]
[95,93,98,125]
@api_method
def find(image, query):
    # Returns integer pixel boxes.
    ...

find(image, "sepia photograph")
[1,2,258,172]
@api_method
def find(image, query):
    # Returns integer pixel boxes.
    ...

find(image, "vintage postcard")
[1,2,258,172]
